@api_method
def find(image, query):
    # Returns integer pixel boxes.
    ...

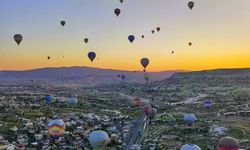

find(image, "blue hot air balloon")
[180,144,201,150]
[204,99,213,109]
[88,130,109,149]
[44,95,53,104]
[88,52,96,62]
[184,114,197,126]
[128,35,135,43]
[68,98,78,105]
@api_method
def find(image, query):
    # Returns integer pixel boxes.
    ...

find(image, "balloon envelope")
[204,99,213,109]
[88,130,109,149]
[84,38,89,44]
[133,97,141,107]
[148,108,157,119]
[68,98,78,105]
[144,73,149,81]
[48,119,65,138]
[14,34,23,45]
[60,21,66,26]
[121,75,126,80]
[114,8,121,16]
[180,144,201,150]
[88,52,96,62]
[140,58,150,69]
[128,35,135,43]
[44,95,53,104]
[218,137,239,150]
[184,114,197,126]
[188,1,194,10]
[143,105,152,116]
[156,27,160,32]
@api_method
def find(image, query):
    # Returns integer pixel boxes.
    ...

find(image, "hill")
[0,66,178,85]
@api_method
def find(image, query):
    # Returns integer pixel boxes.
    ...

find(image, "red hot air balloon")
[218,137,239,150]
[133,97,142,107]
[143,105,151,116]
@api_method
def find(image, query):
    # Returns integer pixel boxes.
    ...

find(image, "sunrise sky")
[0,0,250,71]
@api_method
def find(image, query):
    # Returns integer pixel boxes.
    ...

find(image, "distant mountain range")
[0,66,180,85]
[161,68,250,85]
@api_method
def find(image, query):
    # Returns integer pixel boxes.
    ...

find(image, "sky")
[0,0,250,71]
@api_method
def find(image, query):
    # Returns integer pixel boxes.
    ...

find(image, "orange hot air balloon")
[133,97,142,107]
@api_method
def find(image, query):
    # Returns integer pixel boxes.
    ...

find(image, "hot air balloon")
[143,73,149,81]
[128,35,135,43]
[171,51,174,54]
[141,35,144,39]
[48,119,65,139]
[140,58,149,72]
[47,56,51,60]
[68,98,78,105]
[143,105,152,116]
[189,42,192,46]
[156,27,160,32]
[88,130,109,149]
[204,99,213,109]
[188,1,194,10]
[148,108,157,119]
[114,8,121,16]
[133,97,141,107]
[151,30,155,34]
[60,21,66,26]
[44,95,53,104]
[15,144,25,150]
[88,52,96,62]
[181,144,201,150]
[218,137,239,150]
[84,38,89,44]
[14,34,23,45]
[184,114,197,126]
[117,74,121,78]
[121,74,126,80]
[120,0,123,3]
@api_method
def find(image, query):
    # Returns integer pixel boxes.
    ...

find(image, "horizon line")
[1,66,250,73]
